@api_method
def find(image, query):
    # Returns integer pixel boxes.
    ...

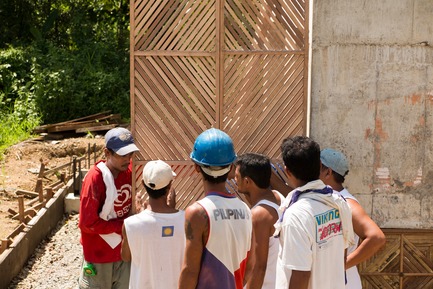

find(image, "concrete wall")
[310,0,433,229]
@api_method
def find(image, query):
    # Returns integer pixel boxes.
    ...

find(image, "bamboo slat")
[360,230,433,288]
[131,0,308,213]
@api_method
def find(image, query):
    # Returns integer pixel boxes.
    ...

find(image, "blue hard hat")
[190,128,236,166]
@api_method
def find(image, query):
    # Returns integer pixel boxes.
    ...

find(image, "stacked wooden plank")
[33,111,126,135]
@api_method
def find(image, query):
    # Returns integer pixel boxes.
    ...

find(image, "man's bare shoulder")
[251,203,278,225]
[185,202,209,223]
[184,202,208,241]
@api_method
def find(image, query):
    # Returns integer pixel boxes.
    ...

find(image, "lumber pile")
[32,111,126,136]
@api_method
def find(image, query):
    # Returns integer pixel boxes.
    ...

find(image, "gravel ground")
[8,213,82,289]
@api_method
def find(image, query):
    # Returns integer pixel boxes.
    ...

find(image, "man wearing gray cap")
[121,160,185,289]
[78,127,139,289]
[320,148,386,289]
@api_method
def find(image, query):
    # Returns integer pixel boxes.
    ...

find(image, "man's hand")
[167,188,176,208]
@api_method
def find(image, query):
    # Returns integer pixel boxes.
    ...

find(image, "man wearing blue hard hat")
[178,128,253,289]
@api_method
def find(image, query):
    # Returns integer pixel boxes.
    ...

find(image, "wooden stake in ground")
[36,178,44,203]
[35,159,46,202]
[45,187,53,202]
[37,158,46,179]
[18,196,25,223]
[0,239,8,254]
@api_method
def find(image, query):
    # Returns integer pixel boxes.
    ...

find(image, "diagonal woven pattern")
[224,53,306,157]
[359,230,433,289]
[133,0,216,51]
[133,55,216,161]
[131,0,308,209]
[225,0,306,51]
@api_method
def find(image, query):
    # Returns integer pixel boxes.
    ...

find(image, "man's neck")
[249,188,275,207]
[147,197,177,213]
[334,183,344,192]
[293,179,308,188]
[104,161,120,179]
[203,181,230,195]
[327,179,344,192]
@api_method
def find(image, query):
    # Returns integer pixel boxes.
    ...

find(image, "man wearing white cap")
[121,160,185,289]
[78,127,139,289]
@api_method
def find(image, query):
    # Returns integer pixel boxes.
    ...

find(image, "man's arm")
[245,206,275,289]
[346,199,386,269]
[243,229,255,286]
[289,270,311,289]
[167,187,176,208]
[178,203,208,289]
[120,224,131,262]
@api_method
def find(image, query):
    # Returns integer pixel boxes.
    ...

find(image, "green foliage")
[0,112,39,159]
[0,47,40,124]
[0,0,36,47]
[0,48,40,158]
[0,0,130,127]
[30,41,130,124]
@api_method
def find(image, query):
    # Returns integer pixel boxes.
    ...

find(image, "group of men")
[77,127,386,289]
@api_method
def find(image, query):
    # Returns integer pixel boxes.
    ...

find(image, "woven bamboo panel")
[133,0,216,51]
[131,0,308,208]
[224,53,306,157]
[133,55,216,162]
[359,230,433,289]
[225,0,305,51]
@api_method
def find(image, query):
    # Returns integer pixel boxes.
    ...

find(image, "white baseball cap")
[142,160,176,190]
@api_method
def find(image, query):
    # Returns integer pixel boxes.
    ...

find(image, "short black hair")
[281,136,321,183]
[235,153,271,189]
[143,182,170,199]
[321,164,346,184]
[199,166,230,184]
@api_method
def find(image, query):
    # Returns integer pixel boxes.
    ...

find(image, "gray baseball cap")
[320,148,349,177]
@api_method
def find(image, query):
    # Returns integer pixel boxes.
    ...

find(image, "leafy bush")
[0,46,40,123]
[0,0,130,125]
[0,112,39,158]
[0,47,40,157]
[30,42,130,124]
[0,0,130,153]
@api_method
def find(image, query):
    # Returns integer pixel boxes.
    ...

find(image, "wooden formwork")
[359,229,433,289]
[0,145,102,289]
[130,0,310,206]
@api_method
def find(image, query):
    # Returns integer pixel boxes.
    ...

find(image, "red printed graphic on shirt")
[113,184,132,218]
[315,209,343,243]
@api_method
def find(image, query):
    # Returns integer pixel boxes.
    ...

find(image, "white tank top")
[196,192,252,289]
[252,191,285,289]
[339,189,362,289]
[124,209,185,289]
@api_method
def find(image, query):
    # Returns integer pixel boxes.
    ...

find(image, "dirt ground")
[0,136,106,240]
